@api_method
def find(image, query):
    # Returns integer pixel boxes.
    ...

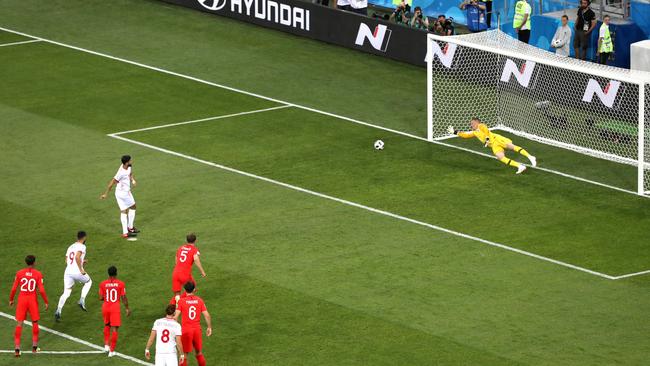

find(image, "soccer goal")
[426,30,650,196]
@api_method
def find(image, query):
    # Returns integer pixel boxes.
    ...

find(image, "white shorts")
[115,191,135,211]
[63,273,91,289]
[155,353,178,366]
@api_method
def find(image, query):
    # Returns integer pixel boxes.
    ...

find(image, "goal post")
[426,30,650,196]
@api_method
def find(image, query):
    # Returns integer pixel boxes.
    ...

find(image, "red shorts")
[15,298,39,322]
[181,327,203,353]
[172,271,194,293]
[102,307,121,327]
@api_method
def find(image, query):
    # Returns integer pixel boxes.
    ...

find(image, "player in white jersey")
[145,304,184,366]
[100,155,139,239]
[54,231,93,322]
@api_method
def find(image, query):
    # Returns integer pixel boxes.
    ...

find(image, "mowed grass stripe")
[127,107,650,275]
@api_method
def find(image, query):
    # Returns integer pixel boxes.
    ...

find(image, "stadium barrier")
[157,0,428,66]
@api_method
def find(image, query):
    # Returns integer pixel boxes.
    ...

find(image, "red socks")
[103,326,110,346]
[14,325,22,348]
[196,354,206,366]
[32,322,39,346]
[110,330,119,352]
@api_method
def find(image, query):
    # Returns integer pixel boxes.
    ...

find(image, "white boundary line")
[0,39,40,47]
[611,269,650,280]
[111,105,292,136]
[108,133,619,280]
[0,350,104,354]
[2,26,648,279]
[0,26,636,197]
[0,312,152,365]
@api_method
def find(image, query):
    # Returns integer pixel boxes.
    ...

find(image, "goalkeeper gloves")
[447,125,457,135]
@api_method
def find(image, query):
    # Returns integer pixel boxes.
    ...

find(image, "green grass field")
[1,1,650,365]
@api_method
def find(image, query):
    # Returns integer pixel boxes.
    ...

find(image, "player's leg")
[172,271,182,298]
[127,202,138,233]
[14,320,23,356]
[120,208,129,237]
[108,311,122,355]
[180,330,193,366]
[78,274,92,311]
[193,328,206,366]
[506,143,536,167]
[494,150,526,174]
[28,301,40,352]
[55,276,74,320]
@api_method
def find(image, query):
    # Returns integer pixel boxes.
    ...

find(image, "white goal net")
[426,30,650,195]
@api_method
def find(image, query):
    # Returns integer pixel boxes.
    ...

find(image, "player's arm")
[130,172,137,187]
[75,251,86,275]
[202,310,213,336]
[174,309,181,321]
[175,335,183,360]
[144,330,156,360]
[100,178,118,199]
[122,294,131,316]
[194,254,207,277]
[447,125,475,139]
[9,275,18,306]
[37,276,49,310]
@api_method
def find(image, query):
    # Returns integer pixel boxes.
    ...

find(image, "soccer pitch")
[1,1,650,365]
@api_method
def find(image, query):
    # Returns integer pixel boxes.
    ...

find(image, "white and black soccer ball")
[374,140,384,150]
[552,39,563,48]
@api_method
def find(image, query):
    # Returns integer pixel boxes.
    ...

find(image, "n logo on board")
[425,42,457,68]
[355,23,392,52]
[500,59,536,88]
[582,79,621,109]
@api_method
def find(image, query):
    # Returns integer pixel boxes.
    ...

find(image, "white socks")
[57,288,72,312]
[81,279,92,301]
[127,210,136,229]
[120,213,128,234]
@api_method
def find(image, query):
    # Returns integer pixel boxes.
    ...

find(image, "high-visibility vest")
[599,24,613,53]
[513,0,531,29]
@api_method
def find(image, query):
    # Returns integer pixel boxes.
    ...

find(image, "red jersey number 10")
[105,288,118,303]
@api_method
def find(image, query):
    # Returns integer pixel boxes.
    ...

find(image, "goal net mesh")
[427,30,650,194]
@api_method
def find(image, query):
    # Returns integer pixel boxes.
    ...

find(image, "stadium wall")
[157,0,428,66]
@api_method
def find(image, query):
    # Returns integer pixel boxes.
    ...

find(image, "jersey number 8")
[161,329,170,343]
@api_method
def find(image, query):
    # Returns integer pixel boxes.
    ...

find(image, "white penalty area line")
[110,105,293,136]
[0,26,639,199]
[108,134,622,281]
[0,312,153,365]
[0,350,104,354]
[0,39,40,47]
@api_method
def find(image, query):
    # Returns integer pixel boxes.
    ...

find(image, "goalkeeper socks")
[513,145,530,157]
[196,354,206,366]
[120,213,128,234]
[499,157,520,168]
[14,325,22,348]
[32,322,39,346]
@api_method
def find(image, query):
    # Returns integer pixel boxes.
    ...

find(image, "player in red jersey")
[172,233,206,299]
[99,266,131,358]
[9,255,49,357]
[174,282,212,366]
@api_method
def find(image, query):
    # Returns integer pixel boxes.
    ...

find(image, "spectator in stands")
[597,14,613,64]
[574,0,596,60]
[432,15,454,35]
[349,0,368,15]
[460,0,487,32]
[484,0,493,28]
[513,0,531,43]
[551,15,572,57]
[389,1,410,25]
[337,0,351,12]
[410,7,429,29]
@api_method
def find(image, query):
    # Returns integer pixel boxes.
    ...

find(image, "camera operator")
[410,7,429,30]
[433,15,455,35]
[389,1,411,25]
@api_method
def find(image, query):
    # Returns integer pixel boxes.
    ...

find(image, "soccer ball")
[374,140,384,150]
[552,39,562,48]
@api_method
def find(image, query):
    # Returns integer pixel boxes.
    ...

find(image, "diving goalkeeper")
[448,118,537,174]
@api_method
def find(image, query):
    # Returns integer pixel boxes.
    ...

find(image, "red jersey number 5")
[179,250,189,263]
